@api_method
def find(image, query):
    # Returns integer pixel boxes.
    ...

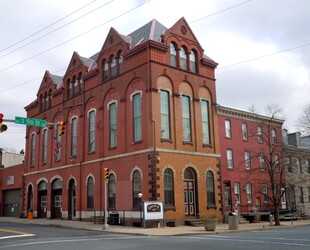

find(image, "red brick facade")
[22,18,221,225]
[217,106,286,220]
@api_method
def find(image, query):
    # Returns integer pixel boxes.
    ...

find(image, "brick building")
[283,131,310,217]
[0,149,24,217]
[217,106,286,221]
[23,17,221,225]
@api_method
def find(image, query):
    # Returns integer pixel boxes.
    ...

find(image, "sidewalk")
[0,217,309,236]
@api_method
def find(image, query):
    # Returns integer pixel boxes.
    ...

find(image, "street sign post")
[15,116,47,127]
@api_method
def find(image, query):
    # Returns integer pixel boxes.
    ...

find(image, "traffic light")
[104,168,110,180]
[58,122,65,136]
[0,114,7,133]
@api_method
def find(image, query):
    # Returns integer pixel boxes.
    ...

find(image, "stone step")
[185,218,204,227]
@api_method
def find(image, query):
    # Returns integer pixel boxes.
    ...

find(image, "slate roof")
[49,74,63,86]
[127,19,167,48]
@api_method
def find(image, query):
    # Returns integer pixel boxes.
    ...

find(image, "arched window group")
[40,90,52,112]
[170,43,198,73]
[67,72,83,99]
[102,50,123,82]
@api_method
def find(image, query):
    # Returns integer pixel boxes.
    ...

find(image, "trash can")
[228,212,239,230]
[27,210,34,220]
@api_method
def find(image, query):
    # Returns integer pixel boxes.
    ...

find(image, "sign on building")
[142,201,165,228]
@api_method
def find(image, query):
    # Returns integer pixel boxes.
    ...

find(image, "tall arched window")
[132,170,141,208]
[78,73,83,93]
[109,102,117,148]
[71,117,77,157]
[190,50,197,73]
[110,55,116,78]
[206,171,215,206]
[103,59,108,81]
[182,95,192,142]
[67,79,72,99]
[87,176,94,209]
[118,51,123,74]
[164,169,174,207]
[170,43,177,67]
[40,94,44,111]
[42,129,48,164]
[180,46,187,70]
[108,174,116,209]
[160,90,171,139]
[73,76,78,96]
[133,93,141,142]
[201,100,210,145]
[45,93,48,109]
[89,110,96,153]
[30,133,36,167]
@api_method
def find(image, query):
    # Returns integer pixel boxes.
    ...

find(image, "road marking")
[0,235,146,248]
[0,229,33,235]
[182,236,310,247]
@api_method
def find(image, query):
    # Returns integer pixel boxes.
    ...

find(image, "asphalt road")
[0,222,310,249]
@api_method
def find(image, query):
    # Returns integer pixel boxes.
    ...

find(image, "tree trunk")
[274,204,281,226]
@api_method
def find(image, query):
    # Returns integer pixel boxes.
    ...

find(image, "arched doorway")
[51,179,62,219]
[184,168,198,217]
[27,185,33,212]
[37,181,47,218]
[68,179,76,220]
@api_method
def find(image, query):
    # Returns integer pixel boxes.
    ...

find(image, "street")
[0,222,310,249]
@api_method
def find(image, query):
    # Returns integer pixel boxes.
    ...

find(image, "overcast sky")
[0,0,309,153]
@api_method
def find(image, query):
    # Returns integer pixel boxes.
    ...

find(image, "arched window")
[182,95,192,142]
[190,50,197,73]
[132,170,141,208]
[206,171,215,206]
[78,72,83,93]
[71,117,77,157]
[108,174,116,209]
[170,43,177,67]
[160,90,171,139]
[109,102,117,148]
[103,59,108,81]
[87,176,94,209]
[52,178,62,189]
[30,133,36,167]
[118,51,123,74]
[42,129,48,164]
[132,93,141,142]
[73,76,78,96]
[89,110,96,153]
[164,169,174,207]
[45,93,48,109]
[110,55,116,78]
[180,46,187,70]
[201,100,210,145]
[40,94,44,111]
[67,79,72,99]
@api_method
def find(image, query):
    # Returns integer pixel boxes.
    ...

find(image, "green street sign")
[15,116,46,127]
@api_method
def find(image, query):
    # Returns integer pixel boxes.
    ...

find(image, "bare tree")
[297,104,310,136]
[247,104,286,226]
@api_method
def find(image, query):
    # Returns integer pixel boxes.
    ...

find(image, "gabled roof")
[50,74,63,86]
[127,19,167,48]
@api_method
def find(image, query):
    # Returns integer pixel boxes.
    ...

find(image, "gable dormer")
[162,17,217,75]
[64,52,96,100]
[97,28,129,83]
[37,71,61,112]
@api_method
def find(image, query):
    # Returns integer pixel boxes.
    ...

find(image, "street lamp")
[138,192,143,227]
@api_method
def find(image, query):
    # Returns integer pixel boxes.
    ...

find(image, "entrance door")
[68,179,76,220]
[281,188,287,209]
[37,181,47,218]
[51,179,62,219]
[223,182,232,213]
[184,168,196,216]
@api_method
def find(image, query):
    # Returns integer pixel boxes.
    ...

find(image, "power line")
[0,0,151,73]
[0,0,99,53]
[218,42,310,69]
[190,0,252,24]
[0,0,114,60]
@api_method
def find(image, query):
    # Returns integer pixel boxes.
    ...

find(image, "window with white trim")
[89,110,96,153]
[160,90,170,139]
[227,149,234,169]
[201,100,210,145]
